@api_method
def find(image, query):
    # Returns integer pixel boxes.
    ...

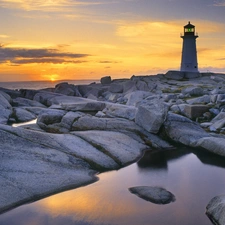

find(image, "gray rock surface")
[183,105,210,119]
[129,186,176,204]
[12,107,36,123]
[0,91,12,124]
[135,99,169,133]
[13,97,46,108]
[163,113,210,146]
[206,195,225,225]
[73,130,146,166]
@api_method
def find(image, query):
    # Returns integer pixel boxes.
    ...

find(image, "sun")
[50,77,55,82]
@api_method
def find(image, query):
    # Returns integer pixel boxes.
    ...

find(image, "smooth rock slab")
[129,186,176,205]
[73,130,147,166]
[206,195,225,225]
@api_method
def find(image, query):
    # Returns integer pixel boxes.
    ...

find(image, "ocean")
[0,80,98,90]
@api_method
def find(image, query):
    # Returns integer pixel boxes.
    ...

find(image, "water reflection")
[1,147,225,225]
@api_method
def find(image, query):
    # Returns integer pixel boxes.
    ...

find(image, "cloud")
[213,0,225,6]
[0,0,120,11]
[99,60,121,64]
[0,34,10,38]
[0,45,90,65]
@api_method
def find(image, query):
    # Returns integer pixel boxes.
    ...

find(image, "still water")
[0,148,225,225]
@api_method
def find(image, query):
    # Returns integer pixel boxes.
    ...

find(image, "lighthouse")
[180,21,199,72]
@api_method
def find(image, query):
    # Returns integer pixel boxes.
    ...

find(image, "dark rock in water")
[206,195,225,225]
[129,186,176,205]
[101,76,111,85]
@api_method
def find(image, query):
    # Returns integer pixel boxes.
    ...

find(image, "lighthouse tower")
[180,21,199,72]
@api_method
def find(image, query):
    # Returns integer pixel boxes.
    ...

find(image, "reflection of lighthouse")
[180,21,199,72]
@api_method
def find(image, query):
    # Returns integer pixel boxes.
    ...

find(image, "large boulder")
[129,186,176,205]
[54,82,76,96]
[33,91,63,106]
[12,97,46,108]
[163,113,210,146]
[109,83,123,93]
[206,195,225,225]
[135,99,169,134]
[182,86,204,96]
[100,76,111,85]
[125,91,152,106]
[186,95,211,105]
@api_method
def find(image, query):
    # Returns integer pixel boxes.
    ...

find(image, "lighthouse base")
[165,70,201,80]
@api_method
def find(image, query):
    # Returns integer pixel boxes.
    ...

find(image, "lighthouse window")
[185,28,194,32]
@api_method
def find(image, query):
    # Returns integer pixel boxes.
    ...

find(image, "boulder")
[125,91,152,106]
[135,99,169,134]
[136,80,149,91]
[103,103,137,120]
[129,186,176,204]
[12,97,46,108]
[163,113,210,146]
[122,80,137,93]
[54,82,75,96]
[48,96,106,112]
[100,76,111,85]
[186,95,211,105]
[12,108,36,123]
[165,70,185,81]
[72,116,141,132]
[183,105,210,119]
[182,86,204,96]
[195,137,225,157]
[33,91,63,106]
[0,92,12,124]
[206,195,225,225]
[73,130,146,166]
[109,83,123,93]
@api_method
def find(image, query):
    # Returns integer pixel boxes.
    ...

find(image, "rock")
[12,108,36,123]
[37,109,67,132]
[182,86,204,96]
[125,91,152,106]
[12,97,46,108]
[129,186,176,204]
[195,137,225,157]
[135,99,169,134]
[0,124,97,214]
[0,87,21,99]
[210,118,225,131]
[0,92,12,124]
[163,113,210,146]
[72,115,141,132]
[183,105,210,119]
[165,70,185,81]
[109,83,123,93]
[100,76,111,85]
[103,103,137,120]
[184,72,201,79]
[49,96,106,112]
[73,130,146,166]
[186,95,211,105]
[136,80,149,91]
[33,91,63,106]
[54,82,75,96]
[211,112,225,123]
[206,195,225,225]
[122,80,137,93]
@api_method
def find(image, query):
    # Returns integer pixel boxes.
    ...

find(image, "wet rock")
[129,186,176,204]
[206,195,225,225]
[135,99,169,134]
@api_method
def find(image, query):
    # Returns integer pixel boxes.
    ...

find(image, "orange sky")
[0,0,225,82]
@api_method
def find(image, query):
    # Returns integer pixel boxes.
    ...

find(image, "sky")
[0,0,225,82]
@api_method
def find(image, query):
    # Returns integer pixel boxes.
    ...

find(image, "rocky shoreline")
[1,70,225,223]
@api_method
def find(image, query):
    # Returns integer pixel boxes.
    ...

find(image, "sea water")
[0,80,98,90]
[0,148,224,225]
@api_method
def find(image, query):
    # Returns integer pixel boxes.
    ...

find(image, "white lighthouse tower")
[180,21,199,72]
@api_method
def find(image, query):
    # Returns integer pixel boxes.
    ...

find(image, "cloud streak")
[0,45,90,65]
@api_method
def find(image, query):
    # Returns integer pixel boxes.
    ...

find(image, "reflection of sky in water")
[1,148,225,225]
